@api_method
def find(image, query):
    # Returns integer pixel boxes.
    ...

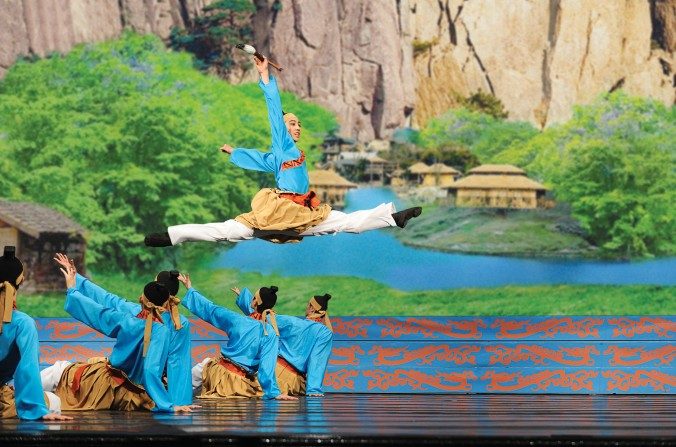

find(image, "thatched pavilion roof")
[407,162,429,174]
[309,170,358,188]
[447,175,547,191]
[468,164,526,175]
[421,163,461,175]
[0,200,85,239]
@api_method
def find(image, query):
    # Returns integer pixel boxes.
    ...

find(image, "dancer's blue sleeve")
[143,327,174,413]
[5,312,50,420]
[305,325,334,395]
[230,148,276,172]
[166,318,193,405]
[182,288,242,335]
[259,76,297,160]
[257,330,281,399]
[74,273,139,314]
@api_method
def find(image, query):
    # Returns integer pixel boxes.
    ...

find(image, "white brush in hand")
[236,44,283,71]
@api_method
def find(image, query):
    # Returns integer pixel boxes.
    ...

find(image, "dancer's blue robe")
[72,274,193,405]
[0,311,49,419]
[64,287,174,412]
[230,76,309,194]
[236,303,333,395]
[182,287,281,399]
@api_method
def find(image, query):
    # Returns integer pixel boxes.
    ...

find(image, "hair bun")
[170,270,180,278]
[2,246,16,259]
[271,286,279,292]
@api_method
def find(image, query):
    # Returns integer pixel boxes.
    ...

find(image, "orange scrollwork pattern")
[368,345,479,366]
[487,345,599,366]
[40,345,112,364]
[41,321,105,340]
[608,318,675,338]
[491,318,604,339]
[323,369,359,390]
[190,320,228,339]
[332,318,372,338]
[603,370,675,392]
[364,369,476,391]
[330,346,365,366]
[482,370,597,391]
[604,346,675,366]
[377,318,486,339]
[190,344,221,364]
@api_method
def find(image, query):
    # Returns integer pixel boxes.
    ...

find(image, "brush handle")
[253,51,283,72]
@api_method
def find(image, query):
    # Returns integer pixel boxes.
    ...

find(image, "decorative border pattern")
[35,317,674,394]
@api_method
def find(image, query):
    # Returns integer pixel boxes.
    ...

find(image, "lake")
[214,188,676,291]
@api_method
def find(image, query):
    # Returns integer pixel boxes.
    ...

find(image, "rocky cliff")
[1,0,673,140]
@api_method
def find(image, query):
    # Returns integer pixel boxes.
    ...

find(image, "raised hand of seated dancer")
[53,253,77,274]
[275,393,298,401]
[230,287,241,296]
[177,273,192,290]
[220,143,233,154]
[56,253,77,289]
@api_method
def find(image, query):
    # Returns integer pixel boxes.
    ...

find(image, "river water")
[214,188,676,291]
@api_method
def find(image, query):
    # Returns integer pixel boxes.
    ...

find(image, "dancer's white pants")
[39,360,72,414]
[191,357,211,394]
[168,202,397,245]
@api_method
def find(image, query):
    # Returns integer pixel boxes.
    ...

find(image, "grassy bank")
[18,268,675,317]
[395,204,598,258]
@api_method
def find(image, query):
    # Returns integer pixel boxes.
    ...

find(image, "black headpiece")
[0,246,24,288]
[156,270,180,296]
[256,286,278,312]
[144,281,170,306]
[312,293,331,311]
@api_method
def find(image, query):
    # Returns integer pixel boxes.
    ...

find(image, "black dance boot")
[144,231,172,247]
[392,207,422,228]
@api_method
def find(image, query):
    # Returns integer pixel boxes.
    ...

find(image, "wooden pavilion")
[447,164,548,209]
[0,200,86,292]
[309,169,358,209]
[418,163,462,187]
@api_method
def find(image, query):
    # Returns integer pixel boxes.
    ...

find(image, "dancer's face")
[305,302,313,318]
[284,113,301,142]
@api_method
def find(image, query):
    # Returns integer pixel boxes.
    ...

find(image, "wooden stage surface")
[1,394,674,446]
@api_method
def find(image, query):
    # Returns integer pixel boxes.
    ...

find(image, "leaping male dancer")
[144,56,421,247]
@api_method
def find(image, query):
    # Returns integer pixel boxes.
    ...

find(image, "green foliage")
[19,268,676,317]
[420,108,538,162]
[0,33,336,271]
[169,0,256,75]
[461,90,509,119]
[499,92,675,257]
[412,38,437,57]
[420,145,481,172]
[418,92,674,257]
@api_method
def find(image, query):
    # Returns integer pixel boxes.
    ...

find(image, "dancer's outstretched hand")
[178,273,192,290]
[42,413,73,421]
[53,253,72,271]
[174,405,195,413]
[56,254,76,289]
[230,287,240,296]
[254,56,270,84]
[220,143,233,154]
[254,56,268,74]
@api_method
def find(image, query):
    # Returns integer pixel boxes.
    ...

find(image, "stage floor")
[1,394,675,446]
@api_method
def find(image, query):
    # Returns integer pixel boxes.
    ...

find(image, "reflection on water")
[215,188,676,291]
